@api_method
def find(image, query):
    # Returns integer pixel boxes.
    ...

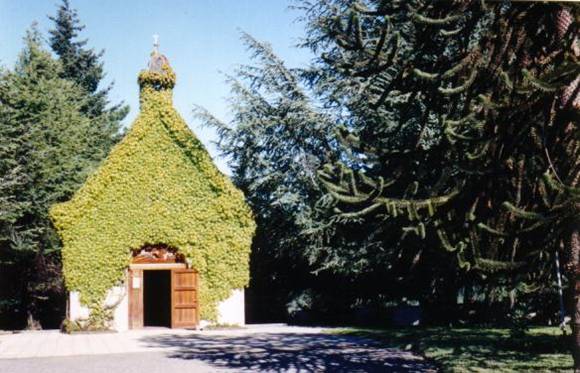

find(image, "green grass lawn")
[332,326,572,372]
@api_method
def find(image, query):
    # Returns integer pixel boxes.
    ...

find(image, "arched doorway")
[128,245,198,329]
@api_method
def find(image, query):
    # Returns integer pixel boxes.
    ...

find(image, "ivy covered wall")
[50,54,255,322]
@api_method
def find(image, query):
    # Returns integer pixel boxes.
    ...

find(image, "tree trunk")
[26,311,41,330]
[24,251,45,331]
[569,230,580,371]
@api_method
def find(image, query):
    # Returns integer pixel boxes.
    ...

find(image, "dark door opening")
[143,270,171,327]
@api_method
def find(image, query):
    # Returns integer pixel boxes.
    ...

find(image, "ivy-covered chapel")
[50,44,255,330]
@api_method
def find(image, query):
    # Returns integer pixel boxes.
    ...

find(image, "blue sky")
[0,0,312,173]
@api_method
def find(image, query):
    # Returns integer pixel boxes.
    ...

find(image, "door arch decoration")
[131,243,185,264]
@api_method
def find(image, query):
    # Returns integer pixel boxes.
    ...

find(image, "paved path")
[0,325,437,372]
[0,325,323,359]
[0,351,226,373]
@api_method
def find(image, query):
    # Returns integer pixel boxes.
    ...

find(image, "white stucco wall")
[69,284,245,330]
[69,283,129,331]
[216,289,245,326]
[107,285,129,331]
[69,291,90,321]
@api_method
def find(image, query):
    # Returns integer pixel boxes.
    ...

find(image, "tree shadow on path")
[141,332,437,372]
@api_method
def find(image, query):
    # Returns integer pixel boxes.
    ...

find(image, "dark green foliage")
[48,0,128,129]
[199,28,459,319]
[195,33,343,320]
[0,25,121,328]
[0,64,35,328]
[306,0,578,301]
[49,0,102,94]
[294,0,481,307]
[0,1,129,328]
[207,0,577,327]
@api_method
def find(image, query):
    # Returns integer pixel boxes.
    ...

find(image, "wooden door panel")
[173,270,196,287]
[128,269,143,329]
[174,290,196,305]
[171,269,198,328]
[173,308,197,327]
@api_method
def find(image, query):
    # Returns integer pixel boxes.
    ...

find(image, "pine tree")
[48,0,127,135]
[297,0,478,308]
[48,0,101,93]
[304,0,578,363]
[199,30,439,319]
[195,33,347,319]
[0,68,29,241]
[0,25,118,328]
[0,67,34,326]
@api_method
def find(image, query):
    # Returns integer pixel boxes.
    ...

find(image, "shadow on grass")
[342,327,571,372]
[141,332,437,372]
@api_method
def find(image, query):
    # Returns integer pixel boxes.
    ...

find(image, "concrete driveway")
[0,325,437,372]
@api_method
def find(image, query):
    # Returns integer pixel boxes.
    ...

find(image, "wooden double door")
[128,267,198,329]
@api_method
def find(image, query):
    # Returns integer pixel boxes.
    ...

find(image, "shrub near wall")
[50,57,255,324]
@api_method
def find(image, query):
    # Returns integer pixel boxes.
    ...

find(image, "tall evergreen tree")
[199,31,442,321]
[206,0,577,341]
[48,0,101,94]
[0,26,119,328]
[0,67,33,325]
[298,0,469,309]
[196,33,346,320]
[304,0,578,363]
[48,0,127,137]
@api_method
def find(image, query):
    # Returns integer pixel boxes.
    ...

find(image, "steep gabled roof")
[50,52,255,321]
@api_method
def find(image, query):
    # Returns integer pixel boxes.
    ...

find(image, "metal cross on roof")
[153,34,160,54]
